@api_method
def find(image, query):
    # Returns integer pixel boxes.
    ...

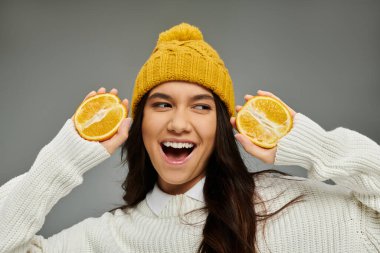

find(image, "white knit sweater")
[0,113,379,252]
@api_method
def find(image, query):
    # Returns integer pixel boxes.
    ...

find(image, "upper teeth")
[162,142,194,149]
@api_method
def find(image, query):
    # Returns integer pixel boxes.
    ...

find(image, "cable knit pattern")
[0,114,379,252]
[0,119,110,253]
[272,113,380,252]
[131,23,235,118]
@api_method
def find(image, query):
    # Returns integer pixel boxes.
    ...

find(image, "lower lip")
[159,146,195,165]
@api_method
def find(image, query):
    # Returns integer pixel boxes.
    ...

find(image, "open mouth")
[160,141,196,164]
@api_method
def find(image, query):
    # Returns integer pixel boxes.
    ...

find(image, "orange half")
[236,96,293,149]
[74,93,127,141]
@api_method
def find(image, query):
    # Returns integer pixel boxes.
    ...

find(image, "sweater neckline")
[145,177,205,216]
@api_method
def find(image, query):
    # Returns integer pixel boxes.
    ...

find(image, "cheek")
[141,114,155,149]
[142,112,166,150]
[142,110,157,136]
[195,115,217,146]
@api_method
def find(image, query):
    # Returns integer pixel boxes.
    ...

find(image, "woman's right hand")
[230,90,296,164]
[71,87,131,155]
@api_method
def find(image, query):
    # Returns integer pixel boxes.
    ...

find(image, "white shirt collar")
[146,177,205,216]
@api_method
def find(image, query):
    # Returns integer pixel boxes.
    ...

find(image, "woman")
[0,23,379,253]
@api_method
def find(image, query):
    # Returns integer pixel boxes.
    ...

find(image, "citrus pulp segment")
[236,96,293,149]
[74,93,127,141]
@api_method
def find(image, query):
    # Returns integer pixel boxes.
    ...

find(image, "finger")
[230,117,237,129]
[121,99,129,114]
[122,99,129,112]
[98,87,106,93]
[235,105,243,112]
[112,118,131,146]
[257,90,296,117]
[235,133,265,157]
[117,117,131,138]
[101,117,132,155]
[110,88,118,95]
[257,90,281,100]
[234,133,276,164]
[244,94,254,101]
[83,90,97,101]
[257,90,288,106]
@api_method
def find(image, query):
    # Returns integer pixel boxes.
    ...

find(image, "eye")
[152,102,172,108]
[193,104,211,110]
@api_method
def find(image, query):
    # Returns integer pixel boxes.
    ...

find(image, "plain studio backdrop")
[0,0,379,237]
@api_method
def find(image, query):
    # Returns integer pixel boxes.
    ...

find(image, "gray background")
[1,0,379,237]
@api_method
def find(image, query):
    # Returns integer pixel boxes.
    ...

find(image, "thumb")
[234,133,276,164]
[114,117,132,144]
[101,117,132,155]
[235,133,261,155]
[118,118,132,138]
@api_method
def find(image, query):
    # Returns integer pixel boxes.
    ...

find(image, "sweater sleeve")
[274,113,380,249]
[0,119,111,253]
[274,113,380,213]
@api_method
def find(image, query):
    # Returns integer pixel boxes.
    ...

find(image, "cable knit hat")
[131,23,235,118]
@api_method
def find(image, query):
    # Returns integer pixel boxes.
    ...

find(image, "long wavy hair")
[112,90,303,253]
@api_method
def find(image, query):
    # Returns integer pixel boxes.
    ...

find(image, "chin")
[157,169,202,194]
[159,171,191,186]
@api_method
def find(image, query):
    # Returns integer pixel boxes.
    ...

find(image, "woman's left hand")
[71,87,130,155]
[230,90,296,164]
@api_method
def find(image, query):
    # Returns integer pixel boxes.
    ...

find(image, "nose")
[167,110,191,133]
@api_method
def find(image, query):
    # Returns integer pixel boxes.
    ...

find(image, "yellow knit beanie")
[131,23,235,118]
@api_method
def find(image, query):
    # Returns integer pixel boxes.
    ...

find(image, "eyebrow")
[148,93,171,101]
[148,92,214,102]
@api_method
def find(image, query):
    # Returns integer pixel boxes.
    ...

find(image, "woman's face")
[142,81,217,194]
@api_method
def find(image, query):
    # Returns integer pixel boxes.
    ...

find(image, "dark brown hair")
[112,90,303,253]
